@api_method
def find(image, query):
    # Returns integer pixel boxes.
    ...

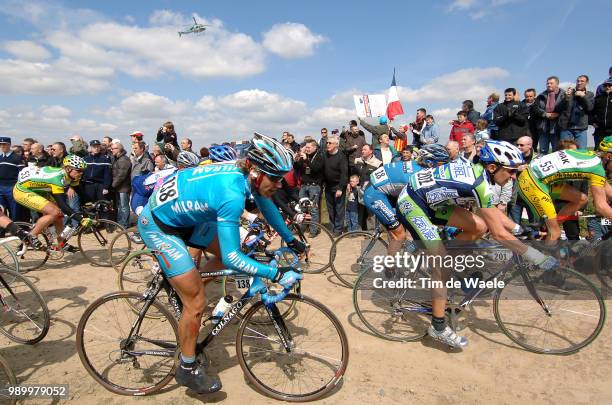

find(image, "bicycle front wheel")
[109,229,140,271]
[494,266,606,354]
[0,354,17,405]
[11,223,50,271]
[76,291,179,395]
[281,221,334,274]
[78,219,125,267]
[236,293,349,401]
[0,268,50,344]
[330,231,388,288]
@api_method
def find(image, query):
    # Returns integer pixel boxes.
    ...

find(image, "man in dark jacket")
[111,142,131,228]
[48,142,68,167]
[341,124,366,175]
[359,117,390,149]
[559,75,595,150]
[521,88,539,144]
[531,76,567,154]
[294,139,324,236]
[155,121,180,150]
[592,78,612,148]
[83,140,112,204]
[493,88,528,143]
[462,100,481,126]
[0,137,25,220]
[323,136,348,236]
[353,144,382,230]
[27,142,52,167]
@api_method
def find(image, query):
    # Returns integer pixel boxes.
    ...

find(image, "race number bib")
[17,167,36,183]
[234,276,251,290]
[602,218,612,226]
[153,175,179,207]
[414,169,436,189]
[371,167,388,185]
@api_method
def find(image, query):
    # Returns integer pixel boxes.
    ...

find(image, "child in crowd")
[345,174,361,232]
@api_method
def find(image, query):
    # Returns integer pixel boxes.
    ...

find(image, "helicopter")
[178,16,209,37]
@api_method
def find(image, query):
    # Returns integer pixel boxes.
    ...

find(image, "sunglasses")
[516,144,528,147]
[266,174,284,183]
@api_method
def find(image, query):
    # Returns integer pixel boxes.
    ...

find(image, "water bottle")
[60,225,77,241]
[211,295,233,325]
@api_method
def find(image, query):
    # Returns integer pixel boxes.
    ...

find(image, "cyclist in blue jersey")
[397,140,558,348]
[363,144,451,255]
[138,133,306,394]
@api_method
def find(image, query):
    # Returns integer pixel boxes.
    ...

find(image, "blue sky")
[0,0,609,146]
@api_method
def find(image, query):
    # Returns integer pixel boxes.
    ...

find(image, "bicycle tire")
[11,222,50,271]
[353,265,429,342]
[281,221,334,274]
[494,266,606,354]
[0,268,50,344]
[329,231,388,288]
[0,241,20,275]
[76,291,179,395]
[77,219,125,267]
[109,229,141,271]
[0,353,17,405]
[236,293,349,401]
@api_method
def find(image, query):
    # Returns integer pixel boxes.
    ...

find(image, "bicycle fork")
[265,303,294,353]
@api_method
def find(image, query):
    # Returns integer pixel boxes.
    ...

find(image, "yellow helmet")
[598,135,612,152]
[63,154,87,169]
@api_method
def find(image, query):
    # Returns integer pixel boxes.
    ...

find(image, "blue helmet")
[247,132,293,177]
[417,144,450,167]
[479,140,524,167]
[209,144,237,162]
[379,116,388,125]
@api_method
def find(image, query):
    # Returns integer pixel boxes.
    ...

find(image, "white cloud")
[41,105,71,118]
[3,40,51,61]
[446,0,524,19]
[263,23,326,58]
[447,0,478,11]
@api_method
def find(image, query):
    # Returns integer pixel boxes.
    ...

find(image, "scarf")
[545,90,557,113]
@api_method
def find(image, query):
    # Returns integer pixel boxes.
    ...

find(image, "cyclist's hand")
[293,213,305,224]
[80,217,94,228]
[286,238,307,255]
[275,269,303,289]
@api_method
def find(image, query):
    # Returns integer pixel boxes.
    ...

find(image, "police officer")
[83,140,112,204]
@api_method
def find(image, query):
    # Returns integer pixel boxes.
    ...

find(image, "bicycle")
[352,236,606,354]
[108,227,144,271]
[14,200,126,270]
[0,353,17,405]
[77,248,349,400]
[0,236,21,274]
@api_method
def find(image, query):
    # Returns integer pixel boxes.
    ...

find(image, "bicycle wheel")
[353,265,430,342]
[109,229,141,271]
[76,291,179,395]
[11,222,50,271]
[0,241,19,274]
[0,268,50,344]
[236,293,349,401]
[77,219,125,267]
[281,221,334,274]
[117,251,159,290]
[0,353,17,405]
[494,266,606,354]
[330,231,388,288]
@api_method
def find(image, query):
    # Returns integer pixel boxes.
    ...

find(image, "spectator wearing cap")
[49,142,68,167]
[592,78,612,147]
[156,121,179,150]
[130,141,154,179]
[83,140,112,204]
[110,142,131,228]
[130,131,144,143]
[69,135,88,157]
[27,142,52,167]
[0,137,25,220]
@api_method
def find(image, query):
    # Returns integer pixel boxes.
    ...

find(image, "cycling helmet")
[598,135,612,152]
[209,144,238,162]
[379,116,388,125]
[63,154,87,170]
[478,140,524,167]
[417,144,451,167]
[247,132,293,177]
[176,151,200,168]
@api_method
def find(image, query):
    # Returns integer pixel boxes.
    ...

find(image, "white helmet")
[478,140,524,167]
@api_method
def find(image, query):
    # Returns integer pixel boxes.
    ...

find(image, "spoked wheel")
[330,231,388,288]
[236,293,349,401]
[109,229,142,271]
[353,265,430,341]
[281,221,334,274]
[0,241,19,274]
[78,219,126,267]
[0,354,17,405]
[76,291,179,395]
[494,266,606,354]
[0,268,50,344]
[11,223,50,271]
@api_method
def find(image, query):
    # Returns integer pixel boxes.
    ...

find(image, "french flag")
[386,69,404,121]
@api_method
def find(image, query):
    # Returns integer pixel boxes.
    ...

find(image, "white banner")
[354,94,387,118]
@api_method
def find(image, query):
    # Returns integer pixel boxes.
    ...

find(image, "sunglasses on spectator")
[516,143,528,147]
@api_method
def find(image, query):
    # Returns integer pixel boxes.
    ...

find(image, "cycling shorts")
[396,186,454,241]
[363,185,402,230]
[137,205,217,278]
[13,185,53,212]
[517,169,567,220]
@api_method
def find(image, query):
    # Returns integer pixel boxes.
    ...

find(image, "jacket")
[323,150,348,192]
[531,90,567,134]
[111,151,131,192]
[493,100,528,143]
[28,152,52,168]
[449,121,474,143]
[0,151,25,186]
[481,103,499,133]
[466,109,481,126]
[420,123,439,144]
[156,128,180,149]
[294,148,324,185]
[520,100,538,138]
[373,145,399,164]
[558,90,594,131]
[342,131,366,166]
[49,152,68,168]
[354,155,382,186]
[359,120,390,149]
[130,153,154,179]
[84,153,112,188]
[592,92,612,135]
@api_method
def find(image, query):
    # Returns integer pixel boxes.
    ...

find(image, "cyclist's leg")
[517,170,560,239]
[591,184,612,218]
[364,185,405,255]
[443,207,487,240]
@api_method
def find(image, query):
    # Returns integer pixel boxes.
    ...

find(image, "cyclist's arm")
[591,185,612,218]
[51,191,80,219]
[272,189,298,219]
[254,192,295,243]
[478,207,527,254]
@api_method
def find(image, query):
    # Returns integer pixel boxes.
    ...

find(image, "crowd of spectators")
[0,68,610,239]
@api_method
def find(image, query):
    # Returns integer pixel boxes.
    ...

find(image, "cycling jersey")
[13,166,77,213]
[397,158,493,240]
[364,160,424,229]
[518,150,607,220]
[138,162,295,279]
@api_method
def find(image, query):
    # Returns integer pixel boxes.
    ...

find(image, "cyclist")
[206,144,238,163]
[138,133,306,394]
[397,140,558,348]
[0,205,40,248]
[517,141,612,240]
[363,144,451,255]
[13,155,92,251]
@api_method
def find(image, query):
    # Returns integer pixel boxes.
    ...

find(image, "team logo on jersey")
[398,200,414,214]
[425,187,459,205]
[372,200,396,221]
[411,216,439,240]
[140,216,149,225]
